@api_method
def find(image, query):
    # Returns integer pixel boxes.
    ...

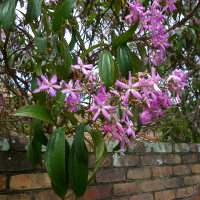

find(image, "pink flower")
[88,90,116,121]
[162,0,177,14]
[72,57,93,76]
[139,110,152,125]
[66,93,81,112]
[115,71,142,104]
[112,132,131,149]
[61,80,81,99]
[125,117,136,138]
[125,1,145,23]
[33,75,61,97]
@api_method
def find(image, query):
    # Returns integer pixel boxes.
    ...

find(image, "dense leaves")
[0,0,200,198]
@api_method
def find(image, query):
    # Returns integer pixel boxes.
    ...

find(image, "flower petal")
[115,80,128,89]
[131,89,142,100]
[92,109,101,121]
[41,75,49,84]
[102,109,111,121]
[49,88,56,97]
[50,75,57,84]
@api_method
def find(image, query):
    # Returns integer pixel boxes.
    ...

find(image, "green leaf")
[80,43,109,60]
[113,23,138,49]
[13,105,56,125]
[52,0,74,32]
[62,110,78,126]
[56,40,72,79]
[0,0,15,31]
[69,28,76,50]
[132,52,145,74]
[33,119,48,146]
[46,126,70,198]
[35,37,47,53]
[25,0,41,23]
[98,51,115,88]
[68,122,88,197]
[27,136,42,167]
[85,125,107,184]
[117,44,133,79]
[52,90,66,115]
[136,43,146,61]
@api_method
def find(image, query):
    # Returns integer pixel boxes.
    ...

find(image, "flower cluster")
[126,0,177,66]
[33,57,188,149]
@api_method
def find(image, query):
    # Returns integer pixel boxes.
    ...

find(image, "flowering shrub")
[0,0,199,198]
[33,60,188,149]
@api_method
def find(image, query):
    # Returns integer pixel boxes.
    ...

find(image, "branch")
[167,1,200,33]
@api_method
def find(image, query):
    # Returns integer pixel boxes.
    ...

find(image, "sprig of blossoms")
[126,0,177,66]
[33,58,188,149]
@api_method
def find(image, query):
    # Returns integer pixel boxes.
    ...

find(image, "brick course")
[9,173,51,190]
[0,139,200,200]
[0,175,6,191]
[127,167,151,179]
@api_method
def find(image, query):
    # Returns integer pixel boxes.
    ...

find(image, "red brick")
[165,177,184,188]
[153,166,172,177]
[141,179,164,192]
[113,182,139,196]
[155,190,175,200]
[0,194,30,200]
[194,185,200,195]
[0,175,6,191]
[89,154,111,168]
[129,194,154,200]
[9,136,29,151]
[176,187,193,198]
[182,154,199,163]
[141,155,163,165]
[163,154,181,164]
[127,167,151,179]
[96,168,126,183]
[173,165,191,175]
[192,164,200,173]
[80,185,111,200]
[185,175,200,185]
[0,152,34,171]
[35,190,62,200]
[113,154,139,167]
[10,173,51,190]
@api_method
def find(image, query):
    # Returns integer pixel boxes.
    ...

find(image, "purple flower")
[115,71,142,104]
[112,132,131,149]
[33,75,61,97]
[61,80,81,99]
[72,57,93,76]
[66,93,81,112]
[162,0,177,14]
[87,90,116,121]
[125,117,136,138]
[139,110,152,125]
[125,1,145,23]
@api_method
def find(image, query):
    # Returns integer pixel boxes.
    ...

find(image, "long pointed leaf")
[13,105,56,125]
[68,122,88,197]
[98,51,115,88]
[0,0,15,31]
[46,127,70,198]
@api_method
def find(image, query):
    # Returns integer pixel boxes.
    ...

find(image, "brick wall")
[0,137,200,200]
